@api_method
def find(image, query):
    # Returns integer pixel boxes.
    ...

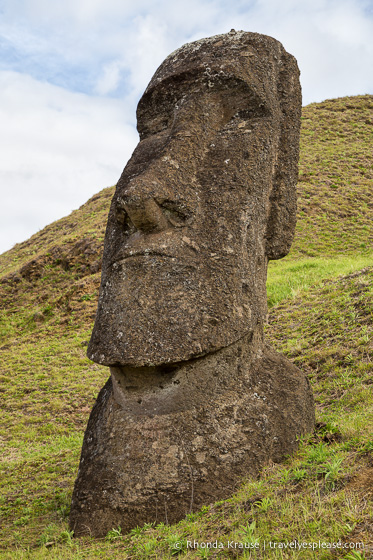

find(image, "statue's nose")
[122,197,169,233]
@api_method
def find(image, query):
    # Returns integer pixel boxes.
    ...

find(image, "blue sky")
[0,0,372,254]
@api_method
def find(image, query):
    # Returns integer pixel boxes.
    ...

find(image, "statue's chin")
[87,309,253,367]
[88,257,255,367]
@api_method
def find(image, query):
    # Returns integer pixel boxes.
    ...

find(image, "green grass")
[0,95,372,558]
[267,253,373,307]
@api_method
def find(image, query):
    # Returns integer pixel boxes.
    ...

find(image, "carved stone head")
[87,30,301,367]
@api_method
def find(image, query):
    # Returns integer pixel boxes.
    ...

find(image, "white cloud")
[95,61,123,95]
[0,71,138,253]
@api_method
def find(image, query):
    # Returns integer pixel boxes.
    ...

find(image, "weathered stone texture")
[87,30,302,367]
[70,332,314,537]
[70,30,314,537]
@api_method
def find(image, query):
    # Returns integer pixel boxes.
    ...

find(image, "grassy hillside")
[0,95,372,559]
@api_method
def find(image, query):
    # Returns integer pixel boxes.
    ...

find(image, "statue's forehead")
[146,55,272,95]
[146,32,281,91]
[143,37,280,110]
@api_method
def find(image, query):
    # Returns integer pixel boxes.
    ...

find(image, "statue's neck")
[110,326,264,417]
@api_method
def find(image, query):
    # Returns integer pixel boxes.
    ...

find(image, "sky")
[0,0,372,255]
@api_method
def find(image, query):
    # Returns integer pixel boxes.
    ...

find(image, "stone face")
[70,30,314,537]
[87,30,302,367]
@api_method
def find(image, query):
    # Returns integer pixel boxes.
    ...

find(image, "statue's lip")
[109,234,200,268]
[110,248,191,268]
[114,250,176,263]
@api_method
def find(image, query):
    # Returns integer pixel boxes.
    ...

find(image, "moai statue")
[70,30,314,537]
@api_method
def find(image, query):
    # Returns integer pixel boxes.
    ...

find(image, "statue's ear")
[265,53,302,261]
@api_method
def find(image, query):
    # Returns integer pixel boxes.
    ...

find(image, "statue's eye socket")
[145,114,172,136]
[235,109,257,119]
[137,88,181,140]
[159,200,193,227]
[230,104,271,123]
[138,111,174,140]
